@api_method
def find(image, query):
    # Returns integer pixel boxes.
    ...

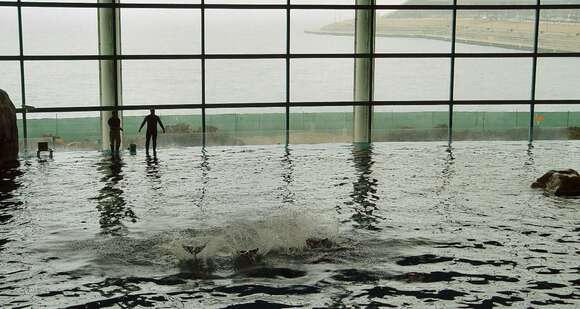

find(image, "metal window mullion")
[529,0,541,145]
[14,99,580,114]
[285,0,290,145]
[448,0,457,147]
[5,52,580,62]
[201,0,206,146]
[16,0,27,151]
[368,2,375,142]
[3,2,580,10]
[112,1,119,108]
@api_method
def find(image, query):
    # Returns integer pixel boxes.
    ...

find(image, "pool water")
[0,142,579,308]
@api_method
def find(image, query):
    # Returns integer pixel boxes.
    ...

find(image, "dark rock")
[305,237,333,249]
[532,169,576,189]
[242,267,306,279]
[532,169,580,196]
[177,257,216,279]
[234,248,260,270]
[0,89,18,167]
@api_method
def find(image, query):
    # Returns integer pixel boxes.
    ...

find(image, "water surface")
[0,141,578,307]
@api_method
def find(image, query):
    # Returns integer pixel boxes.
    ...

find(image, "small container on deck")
[129,143,137,155]
[37,142,54,158]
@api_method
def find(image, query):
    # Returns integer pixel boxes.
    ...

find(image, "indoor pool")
[0,142,578,308]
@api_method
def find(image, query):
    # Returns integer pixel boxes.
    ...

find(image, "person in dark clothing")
[139,109,165,156]
[107,111,123,158]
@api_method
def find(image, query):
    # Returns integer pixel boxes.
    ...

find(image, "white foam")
[167,209,339,262]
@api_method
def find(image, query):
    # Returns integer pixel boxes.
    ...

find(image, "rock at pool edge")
[532,169,580,196]
[0,89,18,167]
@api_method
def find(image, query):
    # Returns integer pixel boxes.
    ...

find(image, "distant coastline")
[308,8,580,53]
[305,27,540,52]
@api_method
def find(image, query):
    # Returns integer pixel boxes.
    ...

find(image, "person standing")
[139,109,165,156]
[108,111,123,158]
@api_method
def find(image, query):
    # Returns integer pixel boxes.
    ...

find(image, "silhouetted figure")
[107,111,123,158]
[139,109,165,156]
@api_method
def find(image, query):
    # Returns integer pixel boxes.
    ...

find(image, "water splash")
[167,210,340,263]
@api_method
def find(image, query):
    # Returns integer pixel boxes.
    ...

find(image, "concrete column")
[353,0,374,144]
[98,0,123,151]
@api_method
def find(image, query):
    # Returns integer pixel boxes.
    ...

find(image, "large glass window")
[22,8,97,55]
[0,8,18,56]
[374,58,450,101]
[453,58,532,141]
[292,0,353,3]
[122,60,202,106]
[377,0,449,3]
[122,0,199,3]
[290,106,353,144]
[375,10,452,54]
[23,0,97,2]
[539,9,580,53]
[373,105,449,142]
[206,108,285,146]
[26,112,101,151]
[206,59,285,104]
[456,9,535,54]
[206,0,283,3]
[453,105,530,141]
[291,10,355,54]
[535,57,580,140]
[206,10,285,54]
[457,0,535,4]
[291,59,353,102]
[537,57,580,100]
[0,62,22,107]
[121,9,201,55]
[454,58,533,101]
[373,57,450,142]
[25,61,100,108]
[3,0,579,149]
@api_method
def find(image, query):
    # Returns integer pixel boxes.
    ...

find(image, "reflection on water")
[440,146,455,189]
[0,164,23,251]
[526,143,535,167]
[0,165,22,200]
[145,155,160,179]
[94,158,136,236]
[194,147,210,208]
[348,144,382,230]
[434,147,455,219]
[145,155,165,199]
[280,146,295,205]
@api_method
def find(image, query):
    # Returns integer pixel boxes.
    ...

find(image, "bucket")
[129,143,137,155]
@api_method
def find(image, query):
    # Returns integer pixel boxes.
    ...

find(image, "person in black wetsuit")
[138,109,165,156]
[107,111,123,158]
